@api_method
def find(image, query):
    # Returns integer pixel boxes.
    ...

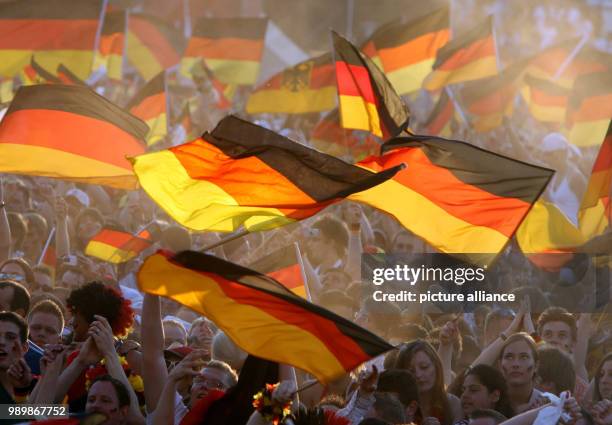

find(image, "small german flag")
[0,84,148,189]
[130,115,400,232]
[362,7,450,95]
[138,250,392,384]
[311,108,381,161]
[422,90,454,137]
[191,59,235,110]
[21,56,61,85]
[332,31,410,139]
[127,13,184,81]
[246,53,337,114]
[94,9,126,81]
[350,135,553,266]
[126,72,167,146]
[174,102,195,140]
[249,243,307,298]
[460,59,527,132]
[57,64,87,86]
[521,74,570,125]
[423,16,498,91]
[0,0,104,80]
[85,228,153,263]
[566,71,612,147]
[181,17,267,86]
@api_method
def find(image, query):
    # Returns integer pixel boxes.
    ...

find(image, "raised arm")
[54,196,70,258]
[141,294,168,412]
[0,179,11,262]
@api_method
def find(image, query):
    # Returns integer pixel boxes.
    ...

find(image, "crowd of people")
[0,1,610,425]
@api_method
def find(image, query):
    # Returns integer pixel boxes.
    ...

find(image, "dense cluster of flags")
[0,0,610,387]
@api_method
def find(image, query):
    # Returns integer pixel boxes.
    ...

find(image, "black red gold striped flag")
[93,9,126,81]
[0,84,148,189]
[362,7,450,95]
[349,135,553,266]
[85,228,153,263]
[138,250,392,383]
[126,72,167,146]
[249,243,307,298]
[130,115,400,232]
[21,56,61,85]
[127,13,184,80]
[422,90,454,137]
[181,17,267,86]
[332,31,410,139]
[460,59,527,132]
[582,121,612,210]
[191,59,235,110]
[311,108,381,161]
[246,53,336,114]
[521,74,570,125]
[0,0,104,80]
[566,71,612,147]
[423,16,498,91]
[57,64,87,86]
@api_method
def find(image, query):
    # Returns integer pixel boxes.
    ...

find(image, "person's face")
[28,312,62,347]
[79,214,102,240]
[409,350,437,394]
[33,272,53,292]
[469,418,498,425]
[189,367,231,406]
[22,234,43,262]
[71,311,89,342]
[461,374,500,416]
[163,323,186,349]
[6,185,27,210]
[321,270,349,290]
[60,270,84,290]
[188,321,213,349]
[500,340,536,386]
[86,381,127,425]
[0,286,15,312]
[0,321,27,371]
[1,263,27,283]
[392,234,413,253]
[599,360,612,401]
[540,321,573,352]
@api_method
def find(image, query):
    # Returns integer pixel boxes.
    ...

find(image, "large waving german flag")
[181,17,267,86]
[246,53,336,114]
[422,90,454,137]
[249,243,308,298]
[0,0,104,80]
[566,71,612,147]
[363,7,450,95]
[130,115,400,232]
[138,250,392,383]
[0,84,148,189]
[349,135,553,265]
[423,16,498,91]
[86,228,152,263]
[126,72,167,146]
[521,74,570,125]
[332,31,410,139]
[126,13,184,81]
[460,59,527,132]
[93,9,126,81]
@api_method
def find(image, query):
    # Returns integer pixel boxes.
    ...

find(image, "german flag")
[0,84,148,189]
[21,56,61,85]
[581,121,612,210]
[246,53,337,114]
[94,9,126,81]
[174,102,195,140]
[363,7,450,95]
[249,243,307,298]
[521,74,570,125]
[0,0,104,80]
[423,16,498,91]
[332,31,410,139]
[422,90,454,137]
[130,115,400,232]
[191,59,235,110]
[126,72,167,146]
[460,59,527,132]
[127,13,184,81]
[138,250,392,383]
[566,71,612,147]
[85,228,152,263]
[57,64,87,86]
[349,135,553,266]
[311,108,381,161]
[181,17,267,86]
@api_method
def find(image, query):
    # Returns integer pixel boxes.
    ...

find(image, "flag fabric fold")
[0,84,148,189]
[138,250,392,383]
[130,115,401,232]
[332,31,410,139]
